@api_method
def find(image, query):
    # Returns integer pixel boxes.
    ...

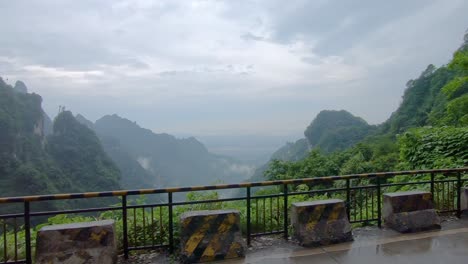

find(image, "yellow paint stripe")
[306,205,325,231]
[83,193,100,198]
[111,190,129,196]
[184,215,217,254]
[327,203,344,221]
[27,196,41,201]
[225,242,243,259]
[201,213,237,261]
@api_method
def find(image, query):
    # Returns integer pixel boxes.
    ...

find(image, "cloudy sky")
[1,0,468,139]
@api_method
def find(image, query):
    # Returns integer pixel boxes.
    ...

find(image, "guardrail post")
[283,183,288,240]
[24,201,32,264]
[430,173,435,195]
[122,195,129,259]
[457,172,462,218]
[168,192,174,254]
[246,187,251,246]
[346,179,351,220]
[376,177,382,228]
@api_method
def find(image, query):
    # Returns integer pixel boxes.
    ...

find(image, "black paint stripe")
[191,214,228,262]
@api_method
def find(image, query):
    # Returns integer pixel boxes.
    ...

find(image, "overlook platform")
[120,216,468,263]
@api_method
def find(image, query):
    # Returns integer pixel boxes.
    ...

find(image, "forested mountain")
[0,79,122,206]
[0,78,65,198]
[75,114,156,190]
[91,114,254,187]
[304,110,376,153]
[248,110,375,182]
[261,31,468,181]
[47,111,121,192]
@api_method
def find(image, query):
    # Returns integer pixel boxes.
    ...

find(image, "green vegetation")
[262,32,468,183]
[0,78,65,200]
[47,111,121,192]
[304,110,376,153]
[398,126,468,169]
[0,80,122,212]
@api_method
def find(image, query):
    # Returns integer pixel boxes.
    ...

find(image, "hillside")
[248,110,374,182]
[92,114,254,187]
[0,79,122,205]
[0,78,66,198]
[252,31,468,182]
[304,110,376,153]
[47,111,121,192]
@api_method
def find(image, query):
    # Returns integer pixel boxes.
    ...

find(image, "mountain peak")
[304,110,373,153]
[13,80,28,93]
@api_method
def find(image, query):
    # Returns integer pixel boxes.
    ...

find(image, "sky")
[1,0,468,140]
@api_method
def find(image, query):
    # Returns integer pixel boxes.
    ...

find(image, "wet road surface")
[222,217,468,264]
[118,217,468,263]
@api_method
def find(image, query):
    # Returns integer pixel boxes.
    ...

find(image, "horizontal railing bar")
[288,187,348,196]
[0,168,465,203]
[0,206,123,219]
[381,181,432,187]
[251,193,283,199]
[251,230,284,237]
[127,203,167,209]
[32,206,122,217]
[172,197,246,206]
[128,244,168,251]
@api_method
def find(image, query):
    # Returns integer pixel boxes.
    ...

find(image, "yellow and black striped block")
[383,191,434,213]
[291,199,352,247]
[383,191,440,233]
[179,210,246,263]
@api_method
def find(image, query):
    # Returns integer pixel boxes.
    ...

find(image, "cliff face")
[0,78,121,203]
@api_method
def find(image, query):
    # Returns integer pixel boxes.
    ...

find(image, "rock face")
[179,210,246,263]
[35,220,117,264]
[383,191,441,233]
[291,199,353,247]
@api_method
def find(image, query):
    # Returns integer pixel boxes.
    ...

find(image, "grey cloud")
[262,0,438,55]
[1,0,468,136]
[241,32,265,42]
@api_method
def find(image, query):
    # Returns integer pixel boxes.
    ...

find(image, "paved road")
[222,217,468,264]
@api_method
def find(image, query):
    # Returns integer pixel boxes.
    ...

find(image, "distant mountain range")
[0,77,255,207]
[77,113,255,188]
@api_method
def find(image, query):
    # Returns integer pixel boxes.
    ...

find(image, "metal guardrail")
[0,167,467,263]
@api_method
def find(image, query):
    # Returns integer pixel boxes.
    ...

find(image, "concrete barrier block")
[35,220,117,264]
[179,210,245,263]
[291,199,353,247]
[383,191,440,233]
[461,188,468,214]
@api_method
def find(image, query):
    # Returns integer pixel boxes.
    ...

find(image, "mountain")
[247,110,373,182]
[47,111,121,192]
[304,110,376,153]
[0,77,65,199]
[74,114,157,190]
[253,30,468,182]
[91,114,254,187]
[380,64,455,133]
[0,78,122,210]
[13,80,28,93]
